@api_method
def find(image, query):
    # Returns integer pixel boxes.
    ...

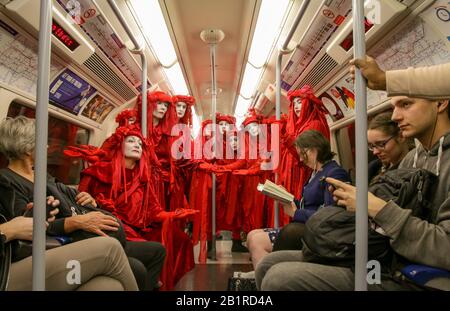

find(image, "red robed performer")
[213,120,249,252]
[136,91,178,210]
[277,85,330,224]
[188,119,218,263]
[169,95,196,212]
[66,120,197,290]
[233,109,269,234]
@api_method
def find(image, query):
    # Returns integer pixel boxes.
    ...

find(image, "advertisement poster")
[319,93,345,122]
[81,93,115,123]
[56,0,143,88]
[49,68,97,114]
[280,0,352,90]
[319,73,388,123]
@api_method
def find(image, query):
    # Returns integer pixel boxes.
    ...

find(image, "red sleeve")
[219,159,247,170]
[79,175,116,213]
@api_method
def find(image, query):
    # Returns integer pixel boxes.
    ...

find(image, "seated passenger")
[256,96,450,290]
[350,55,450,100]
[246,130,350,271]
[0,182,138,291]
[0,116,165,291]
[367,111,411,182]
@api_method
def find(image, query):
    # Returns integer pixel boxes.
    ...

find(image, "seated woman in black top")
[0,180,138,291]
[0,116,165,290]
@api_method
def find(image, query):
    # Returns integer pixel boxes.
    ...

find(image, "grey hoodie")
[373,130,450,271]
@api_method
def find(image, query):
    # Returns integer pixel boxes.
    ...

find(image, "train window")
[335,122,356,183]
[0,101,90,185]
[335,109,395,183]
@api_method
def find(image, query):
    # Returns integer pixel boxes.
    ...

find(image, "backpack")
[301,168,437,270]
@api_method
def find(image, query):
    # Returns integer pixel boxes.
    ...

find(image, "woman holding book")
[246,129,350,271]
[276,85,330,227]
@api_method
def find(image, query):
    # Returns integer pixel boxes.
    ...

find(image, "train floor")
[174,235,253,291]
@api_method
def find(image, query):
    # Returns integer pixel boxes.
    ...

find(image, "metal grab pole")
[352,0,368,291]
[33,0,52,291]
[274,0,310,228]
[108,0,147,137]
[210,44,217,260]
[141,55,148,138]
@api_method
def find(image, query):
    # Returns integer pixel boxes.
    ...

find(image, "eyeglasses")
[368,136,395,151]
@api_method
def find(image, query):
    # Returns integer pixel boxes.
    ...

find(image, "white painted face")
[128,116,137,125]
[247,122,259,137]
[176,102,187,119]
[218,120,230,135]
[203,123,212,137]
[293,97,302,117]
[153,101,169,119]
[229,136,238,151]
[123,135,143,160]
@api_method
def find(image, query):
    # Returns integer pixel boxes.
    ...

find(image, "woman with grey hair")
[0,116,165,291]
[0,116,116,229]
[0,116,138,290]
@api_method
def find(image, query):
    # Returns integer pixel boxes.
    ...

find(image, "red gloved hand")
[199,162,214,171]
[156,209,199,221]
[211,166,231,173]
[232,169,249,175]
[173,208,199,219]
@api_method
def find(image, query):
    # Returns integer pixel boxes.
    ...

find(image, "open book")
[257,180,295,205]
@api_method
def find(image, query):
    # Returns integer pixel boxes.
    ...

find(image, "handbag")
[227,277,257,291]
[11,236,68,263]
[0,214,11,291]
[47,180,127,247]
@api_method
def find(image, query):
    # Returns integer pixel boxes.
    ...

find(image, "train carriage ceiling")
[154,0,324,119]
[160,0,259,117]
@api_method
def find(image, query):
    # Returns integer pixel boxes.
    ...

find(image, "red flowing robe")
[78,162,195,290]
[215,157,247,240]
[236,132,269,233]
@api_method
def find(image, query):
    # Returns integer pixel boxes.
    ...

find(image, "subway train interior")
[0,0,449,293]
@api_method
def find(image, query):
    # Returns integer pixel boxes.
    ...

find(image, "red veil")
[172,94,195,126]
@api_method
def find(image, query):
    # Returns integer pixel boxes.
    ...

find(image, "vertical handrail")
[33,0,52,291]
[352,0,368,291]
[107,0,147,137]
[274,0,310,228]
[141,55,148,138]
[210,44,217,260]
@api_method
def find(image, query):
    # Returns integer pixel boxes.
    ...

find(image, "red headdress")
[286,85,329,139]
[100,126,150,201]
[172,95,195,126]
[242,108,263,127]
[116,109,138,127]
[191,119,212,160]
[135,91,177,139]
[216,112,236,125]
[66,126,149,197]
